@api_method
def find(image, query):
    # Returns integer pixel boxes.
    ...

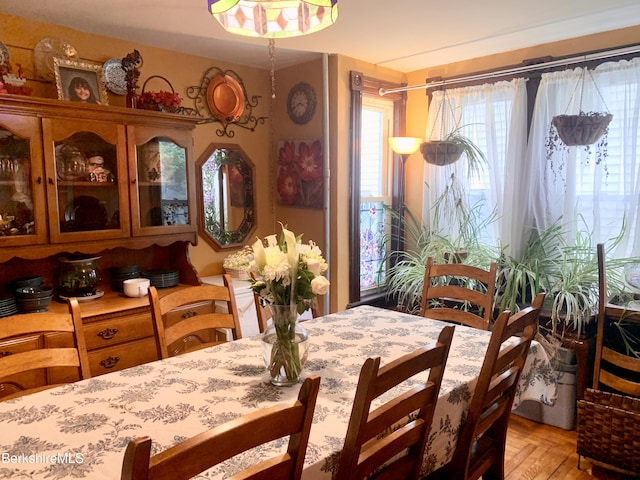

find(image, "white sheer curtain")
[421,79,529,257]
[530,58,640,257]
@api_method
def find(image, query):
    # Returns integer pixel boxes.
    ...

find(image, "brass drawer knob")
[97,327,119,340]
[0,351,12,358]
[182,310,198,319]
[100,356,120,369]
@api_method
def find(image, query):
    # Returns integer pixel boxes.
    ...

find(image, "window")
[348,72,406,306]
[422,53,640,259]
[423,80,529,255]
[531,58,640,257]
[360,97,394,292]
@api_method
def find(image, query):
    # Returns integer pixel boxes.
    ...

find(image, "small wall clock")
[287,82,317,125]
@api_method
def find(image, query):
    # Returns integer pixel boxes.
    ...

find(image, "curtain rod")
[379,44,640,96]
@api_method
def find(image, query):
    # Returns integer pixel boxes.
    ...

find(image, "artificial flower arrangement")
[223,246,253,279]
[0,62,32,96]
[249,224,329,385]
[137,90,182,113]
[137,75,183,113]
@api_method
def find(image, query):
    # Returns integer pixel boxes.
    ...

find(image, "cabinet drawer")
[0,335,45,397]
[0,334,41,355]
[163,300,213,327]
[83,312,154,350]
[0,333,80,396]
[88,337,158,376]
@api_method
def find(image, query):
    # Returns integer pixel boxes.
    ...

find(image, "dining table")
[0,305,557,479]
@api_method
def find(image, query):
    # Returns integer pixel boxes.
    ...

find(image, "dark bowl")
[15,285,54,298]
[7,275,44,293]
[110,265,140,275]
[17,295,53,312]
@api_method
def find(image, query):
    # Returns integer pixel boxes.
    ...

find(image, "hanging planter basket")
[552,111,613,147]
[550,68,612,147]
[421,90,486,174]
[420,140,463,166]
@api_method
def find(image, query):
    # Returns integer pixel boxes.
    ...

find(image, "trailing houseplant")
[497,217,640,343]
[383,202,499,314]
[546,69,613,179]
[420,126,487,175]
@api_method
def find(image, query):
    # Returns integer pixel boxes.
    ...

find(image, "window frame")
[348,71,406,306]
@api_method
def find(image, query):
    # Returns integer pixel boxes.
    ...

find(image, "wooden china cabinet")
[0,95,203,391]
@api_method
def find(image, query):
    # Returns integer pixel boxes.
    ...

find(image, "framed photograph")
[53,57,109,105]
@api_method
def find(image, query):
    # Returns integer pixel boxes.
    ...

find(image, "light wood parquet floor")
[505,414,637,479]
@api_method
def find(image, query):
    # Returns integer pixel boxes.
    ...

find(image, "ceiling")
[2,0,640,72]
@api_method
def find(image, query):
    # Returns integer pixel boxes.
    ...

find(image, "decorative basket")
[420,141,463,166]
[224,267,250,280]
[577,388,640,475]
[137,75,182,113]
[552,111,613,146]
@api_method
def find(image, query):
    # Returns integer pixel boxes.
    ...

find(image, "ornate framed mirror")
[196,143,256,250]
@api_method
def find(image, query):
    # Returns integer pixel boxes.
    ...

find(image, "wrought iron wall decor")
[187,67,267,137]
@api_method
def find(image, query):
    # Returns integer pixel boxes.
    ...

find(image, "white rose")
[311,276,330,295]
[306,258,321,275]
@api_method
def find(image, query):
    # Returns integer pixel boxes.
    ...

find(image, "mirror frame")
[196,143,256,250]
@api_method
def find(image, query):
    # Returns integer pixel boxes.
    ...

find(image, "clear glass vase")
[261,304,309,387]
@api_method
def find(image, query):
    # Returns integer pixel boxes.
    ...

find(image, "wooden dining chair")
[576,243,640,476]
[335,324,455,480]
[250,271,318,334]
[148,274,242,359]
[0,298,91,401]
[591,243,640,396]
[420,257,497,330]
[120,375,321,480]
[426,293,544,480]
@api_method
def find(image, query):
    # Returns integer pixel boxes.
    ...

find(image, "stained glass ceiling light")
[207,0,338,38]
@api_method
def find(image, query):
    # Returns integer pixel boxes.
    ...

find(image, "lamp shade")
[389,137,422,155]
[207,0,339,38]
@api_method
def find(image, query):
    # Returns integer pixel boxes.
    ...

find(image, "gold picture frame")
[53,57,109,105]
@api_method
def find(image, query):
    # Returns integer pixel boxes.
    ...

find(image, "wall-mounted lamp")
[389,137,422,247]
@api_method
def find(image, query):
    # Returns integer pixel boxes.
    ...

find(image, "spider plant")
[382,203,499,314]
[495,220,564,314]
[544,217,640,340]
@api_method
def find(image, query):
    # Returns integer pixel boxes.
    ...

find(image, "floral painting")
[277,139,323,209]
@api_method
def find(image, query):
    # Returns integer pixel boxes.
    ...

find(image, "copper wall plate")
[206,74,245,123]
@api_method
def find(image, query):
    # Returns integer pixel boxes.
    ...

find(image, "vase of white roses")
[250,224,329,386]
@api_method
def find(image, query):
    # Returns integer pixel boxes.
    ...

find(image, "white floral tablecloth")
[0,305,557,479]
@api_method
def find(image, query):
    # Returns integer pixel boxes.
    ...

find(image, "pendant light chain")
[269,39,276,99]
[268,38,277,226]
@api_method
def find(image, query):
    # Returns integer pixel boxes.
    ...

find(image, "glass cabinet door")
[129,126,195,237]
[42,118,130,243]
[0,114,47,246]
